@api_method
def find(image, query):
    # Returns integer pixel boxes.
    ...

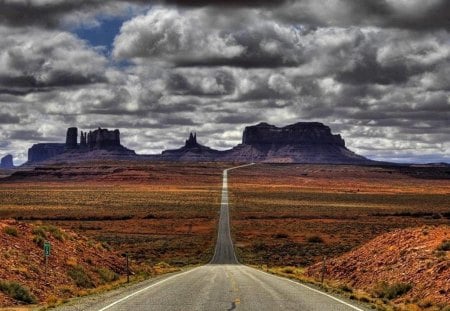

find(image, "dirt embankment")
[307,226,450,306]
[0,220,126,307]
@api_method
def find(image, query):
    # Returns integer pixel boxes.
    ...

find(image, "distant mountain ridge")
[14,121,374,165]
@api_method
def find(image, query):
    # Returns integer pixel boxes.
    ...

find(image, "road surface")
[61,164,368,311]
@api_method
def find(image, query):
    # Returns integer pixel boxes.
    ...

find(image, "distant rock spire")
[65,127,78,149]
[80,131,87,148]
[185,132,198,147]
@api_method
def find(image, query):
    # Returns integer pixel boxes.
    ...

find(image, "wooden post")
[321,256,326,284]
[126,253,130,283]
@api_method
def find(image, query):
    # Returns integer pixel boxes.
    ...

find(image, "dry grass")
[0,162,228,267]
[228,164,450,266]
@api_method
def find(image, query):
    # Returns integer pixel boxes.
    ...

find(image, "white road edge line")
[252,268,366,311]
[97,267,200,311]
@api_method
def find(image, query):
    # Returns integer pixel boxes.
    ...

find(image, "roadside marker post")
[321,256,327,284]
[44,241,51,282]
[126,253,130,283]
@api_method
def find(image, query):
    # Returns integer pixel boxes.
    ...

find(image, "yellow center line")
[229,272,241,305]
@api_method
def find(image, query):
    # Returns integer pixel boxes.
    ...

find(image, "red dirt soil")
[0,220,125,307]
[307,226,450,305]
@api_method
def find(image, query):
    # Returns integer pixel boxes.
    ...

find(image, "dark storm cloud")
[0,72,106,89]
[161,116,197,126]
[215,114,262,124]
[0,0,95,27]
[335,55,411,85]
[275,0,450,30]
[167,71,235,96]
[0,0,283,28]
[2,0,449,30]
[0,113,20,124]
[148,0,286,7]
[8,130,44,140]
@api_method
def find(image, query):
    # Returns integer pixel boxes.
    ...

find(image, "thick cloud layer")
[0,2,449,164]
[0,26,108,95]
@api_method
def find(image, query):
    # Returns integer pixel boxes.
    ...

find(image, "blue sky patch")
[74,17,125,54]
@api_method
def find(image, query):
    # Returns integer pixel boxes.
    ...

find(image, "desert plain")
[0,161,449,309]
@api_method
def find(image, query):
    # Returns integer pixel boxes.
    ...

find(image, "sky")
[0,0,449,165]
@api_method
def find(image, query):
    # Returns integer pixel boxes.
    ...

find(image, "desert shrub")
[3,226,18,237]
[252,241,268,252]
[32,227,47,239]
[307,235,324,243]
[418,299,434,308]
[437,240,450,251]
[97,268,119,283]
[0,280,37,304]
[33,235,45,247]
[46,225,66,241]
[373,282,412,300]
[155,261,171,269]
[68,265,94,288]
[281,267,294,274]
[273,233,289,239]
[339,284,353,293]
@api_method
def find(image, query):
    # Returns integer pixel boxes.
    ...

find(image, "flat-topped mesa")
[87,128,121,150]
[242,122,345,147]
[28,143,65,163]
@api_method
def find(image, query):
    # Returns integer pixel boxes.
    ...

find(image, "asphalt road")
[60,164,368,311]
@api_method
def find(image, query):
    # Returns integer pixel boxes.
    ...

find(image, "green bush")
[33,235,45,247]
[373,282,412,299]
[68,265,94,288]
[97,267,119,283]
[3,226,18,237]
[33,225,66,241]
[46,225,66,241]
[32,227,47,239]
[0,280,37,304]
[437,240,450,251]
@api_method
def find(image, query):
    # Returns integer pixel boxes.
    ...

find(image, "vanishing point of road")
[61,164,369,311]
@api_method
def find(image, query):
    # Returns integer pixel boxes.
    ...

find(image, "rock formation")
[162,132,222,161]
[27,127,135,163]
[242,122,345,146]
[27,143,65,163]
[221,122,370,164]
[160,123,371,164]
[185,132,197,148]
[87,128,121,150]
[65,127,78,149]
[0,154,14,169]
[23,121,372,165]
[80,131,87,148]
